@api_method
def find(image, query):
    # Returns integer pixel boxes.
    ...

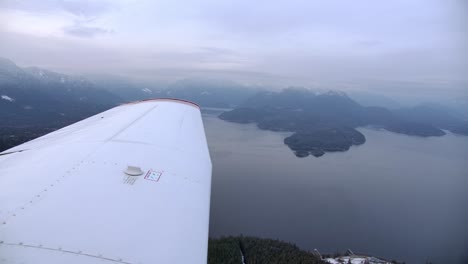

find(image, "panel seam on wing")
[0,241,134,264]
[0,146,106,226]
[107,104,159,142]
[1,105,161,225]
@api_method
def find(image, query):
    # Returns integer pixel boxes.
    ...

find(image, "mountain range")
[0,57,120,127]
[1,57,467,155]
[0,58,257,151]
[88,75,258,108]
[0,58,258,126]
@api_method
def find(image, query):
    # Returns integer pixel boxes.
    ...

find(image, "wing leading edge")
[0,99,212,264]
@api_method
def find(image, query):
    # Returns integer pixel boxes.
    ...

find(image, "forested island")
[220,88,468,157]
[284,128,366,157]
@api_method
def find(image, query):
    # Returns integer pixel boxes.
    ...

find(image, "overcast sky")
[0,0,466,95]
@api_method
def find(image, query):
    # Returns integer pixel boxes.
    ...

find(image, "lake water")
[203,113,468,264]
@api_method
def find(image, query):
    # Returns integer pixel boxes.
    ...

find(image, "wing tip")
[121,98,200,109]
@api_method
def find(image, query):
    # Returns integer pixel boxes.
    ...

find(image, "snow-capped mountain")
[0,57,122,126]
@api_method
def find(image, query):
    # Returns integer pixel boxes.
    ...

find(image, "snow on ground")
[1,95,15,102]
[142,88,152,93]
[324,256,391,264]
[240,250,246,264]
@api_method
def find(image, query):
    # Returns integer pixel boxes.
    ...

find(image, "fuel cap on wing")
[124,166,144,176]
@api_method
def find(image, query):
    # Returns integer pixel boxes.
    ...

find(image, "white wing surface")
[0,99,212,264]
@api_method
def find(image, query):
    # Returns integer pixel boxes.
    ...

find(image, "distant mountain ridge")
[90,76,260,108]
[1,57,466,155]
[0,58,259,128]
[165,78,259,108]
[0,58,261,151]
[0,58,121,127]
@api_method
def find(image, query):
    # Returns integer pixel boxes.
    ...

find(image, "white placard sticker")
[144,170,163,182]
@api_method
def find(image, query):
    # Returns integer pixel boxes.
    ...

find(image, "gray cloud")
[60,0,114,17]
[63,23,111,38]
[0,0,114,17]
[352,40,383,48]
[0,0,466,100]
[199,47,237,56]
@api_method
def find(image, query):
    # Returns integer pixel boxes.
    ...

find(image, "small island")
[284,128,366,157]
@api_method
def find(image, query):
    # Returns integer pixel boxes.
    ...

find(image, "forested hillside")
[208,236,324,264]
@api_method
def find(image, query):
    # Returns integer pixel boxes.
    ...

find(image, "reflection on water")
[204,113,468,264]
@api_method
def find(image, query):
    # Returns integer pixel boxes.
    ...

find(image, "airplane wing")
[0,99,212,264]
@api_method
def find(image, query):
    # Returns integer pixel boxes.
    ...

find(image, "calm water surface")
[204,113,468,264]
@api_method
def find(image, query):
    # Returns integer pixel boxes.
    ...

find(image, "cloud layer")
[0,0,466,95]
[63,23,111,38]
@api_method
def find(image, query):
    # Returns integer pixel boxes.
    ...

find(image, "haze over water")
[204,113,468,264]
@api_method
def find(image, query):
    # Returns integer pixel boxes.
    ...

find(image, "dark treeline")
[208,236,324,264]
[0,114,95,152]
[0,126,56,152]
